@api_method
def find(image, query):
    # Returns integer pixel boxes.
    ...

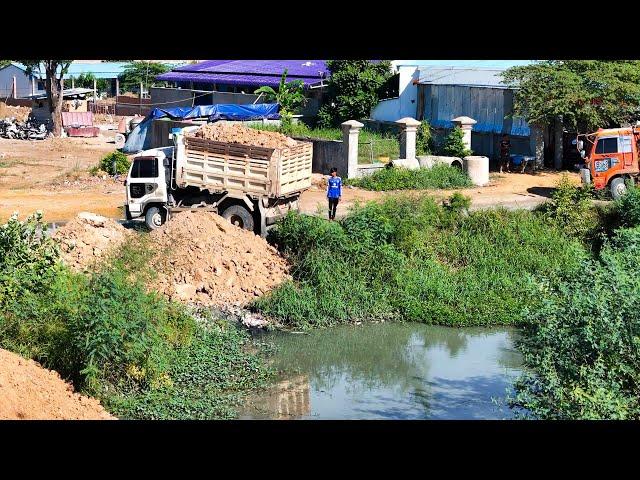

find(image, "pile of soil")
[52,212,131,271]
[189,121,298,149]
[0,348,114,420]
[150,211,290,306]
[0,103,31,122]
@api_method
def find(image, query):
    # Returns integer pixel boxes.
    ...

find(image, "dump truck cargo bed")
[178,136,313,198]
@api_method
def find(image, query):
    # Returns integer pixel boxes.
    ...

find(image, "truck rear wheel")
[221,205,254,231]
[145,206,166,230]
[610,177,628,200]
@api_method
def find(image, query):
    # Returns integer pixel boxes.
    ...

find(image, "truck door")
[593,136,620,174]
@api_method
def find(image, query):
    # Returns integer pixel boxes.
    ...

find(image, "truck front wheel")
[610,177,628,200]
[145,206,166,230]
[221,205,254,231]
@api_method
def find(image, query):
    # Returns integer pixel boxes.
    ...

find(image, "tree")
[317,60,393,127]
[118,61,170,93]
[0,60,10,68]
[254,69,307,119]
[502,61,640,168]
[16,60,73,137]
[440,126,472,158]
[69,72,109,94]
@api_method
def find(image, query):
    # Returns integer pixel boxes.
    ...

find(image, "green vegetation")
[416,120,433,156]
[511,226,640,419]
[502,60,640,132]
[345,165,472,191]
[98,151,130,175]
[253,194,586,330]
[118,61,170,93]
[441,127,472,158]
[317,60,394,127]
[250,122,399,163]
[254,69,307,125]
[69,72,109,95]
[0,214,273,419]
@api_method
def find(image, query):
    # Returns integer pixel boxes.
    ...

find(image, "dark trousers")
[328,197,339,220]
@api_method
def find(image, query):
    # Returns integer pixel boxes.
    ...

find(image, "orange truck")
[577,126,640,199]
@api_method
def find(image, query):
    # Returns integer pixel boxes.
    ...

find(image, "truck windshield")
[131,157,158,178]
[595,137,618,154]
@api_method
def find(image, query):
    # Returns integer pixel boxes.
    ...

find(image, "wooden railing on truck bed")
[181,137,312,198]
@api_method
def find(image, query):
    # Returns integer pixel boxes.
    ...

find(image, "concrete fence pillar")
[341,120,363,179]
[452,116,477,152]
[395,117,421,160]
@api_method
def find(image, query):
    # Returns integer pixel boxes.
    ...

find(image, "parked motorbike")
[0,117,50,140]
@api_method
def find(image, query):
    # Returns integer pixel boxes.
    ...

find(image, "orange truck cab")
[578,126,640,199]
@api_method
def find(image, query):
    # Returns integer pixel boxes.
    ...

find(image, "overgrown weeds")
[0,213,273,419]
[254,194,586,329]
[345,165,473,191]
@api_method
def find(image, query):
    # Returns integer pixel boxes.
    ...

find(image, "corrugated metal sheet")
[62,111,94,127]
[423,84,530,136]
[159,60,329,87]
[418,67,510,88]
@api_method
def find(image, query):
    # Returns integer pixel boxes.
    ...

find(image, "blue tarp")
[121,103,281,154]
[148,103,281,121]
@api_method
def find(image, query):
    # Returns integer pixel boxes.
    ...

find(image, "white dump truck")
[124,125,313,235]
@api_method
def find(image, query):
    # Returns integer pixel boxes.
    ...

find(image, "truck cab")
[578,127,640,199]
[124,146,173,228]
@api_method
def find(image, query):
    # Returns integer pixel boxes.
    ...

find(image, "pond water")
[240,323,523,420]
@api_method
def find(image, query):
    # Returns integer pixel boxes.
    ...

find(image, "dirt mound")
[189,121,298,149]
[0,348,114,420]
[52,212,131,271]
[149,211,290,306]
[0,103,31,122]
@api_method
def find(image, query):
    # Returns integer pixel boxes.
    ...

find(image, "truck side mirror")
[577,140,584,151]
[163,158,170,167]
[580,150,586,158]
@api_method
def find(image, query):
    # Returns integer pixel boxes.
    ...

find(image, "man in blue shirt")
[327,167,342,220]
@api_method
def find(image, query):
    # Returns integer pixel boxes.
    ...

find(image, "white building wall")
[0,64,44,99]
[371,65,419,122]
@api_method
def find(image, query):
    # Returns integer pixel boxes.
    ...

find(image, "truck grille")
[130,183,145,198]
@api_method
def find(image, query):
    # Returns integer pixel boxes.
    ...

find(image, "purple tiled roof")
[157,60,328,87]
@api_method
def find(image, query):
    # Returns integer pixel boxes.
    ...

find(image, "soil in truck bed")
[188,121,299,149]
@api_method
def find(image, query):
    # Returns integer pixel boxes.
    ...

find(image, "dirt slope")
[0,349,114,420]
[150,211,290,306]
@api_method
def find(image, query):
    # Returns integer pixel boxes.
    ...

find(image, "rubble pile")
[188,121,298,149]
[52,212,131,271]
[149,211,290,306]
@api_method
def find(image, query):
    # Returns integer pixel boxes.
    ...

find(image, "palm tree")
[254,69,307,118]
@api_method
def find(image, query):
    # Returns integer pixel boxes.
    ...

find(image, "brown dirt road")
[0,133,582,224]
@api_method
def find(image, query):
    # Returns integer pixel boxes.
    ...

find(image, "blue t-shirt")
[327,176,342,199]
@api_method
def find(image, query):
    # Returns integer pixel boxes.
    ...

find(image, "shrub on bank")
[511,225,640,419]
[98,151,130,175]
[0,214,272,419]
[346,165,473,191]
[254,195,586,329]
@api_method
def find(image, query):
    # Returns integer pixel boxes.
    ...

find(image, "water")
[240,323,523,420]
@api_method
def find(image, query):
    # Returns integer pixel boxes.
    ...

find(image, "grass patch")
[0,213,273,419]
[253,194,587,329]
[345,165,473,191]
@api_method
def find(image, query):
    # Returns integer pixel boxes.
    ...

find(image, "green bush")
[613,182,640,228]
[536,174,598,243]
[346,164,473,191]
[254,195,586,329]
[416,120,433,156]
[511,226,640,419]
[99,151,130,175]
[0,216,272,419]
[440,127,472,158]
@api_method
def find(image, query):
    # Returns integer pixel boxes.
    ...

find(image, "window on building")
[595,137,618,154]
[37,80,45,90]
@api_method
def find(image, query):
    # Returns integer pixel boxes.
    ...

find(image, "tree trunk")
[554,116,564,170]
[46,62,64,137]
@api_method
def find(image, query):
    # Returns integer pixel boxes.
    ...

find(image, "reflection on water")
[240,323,522,420]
